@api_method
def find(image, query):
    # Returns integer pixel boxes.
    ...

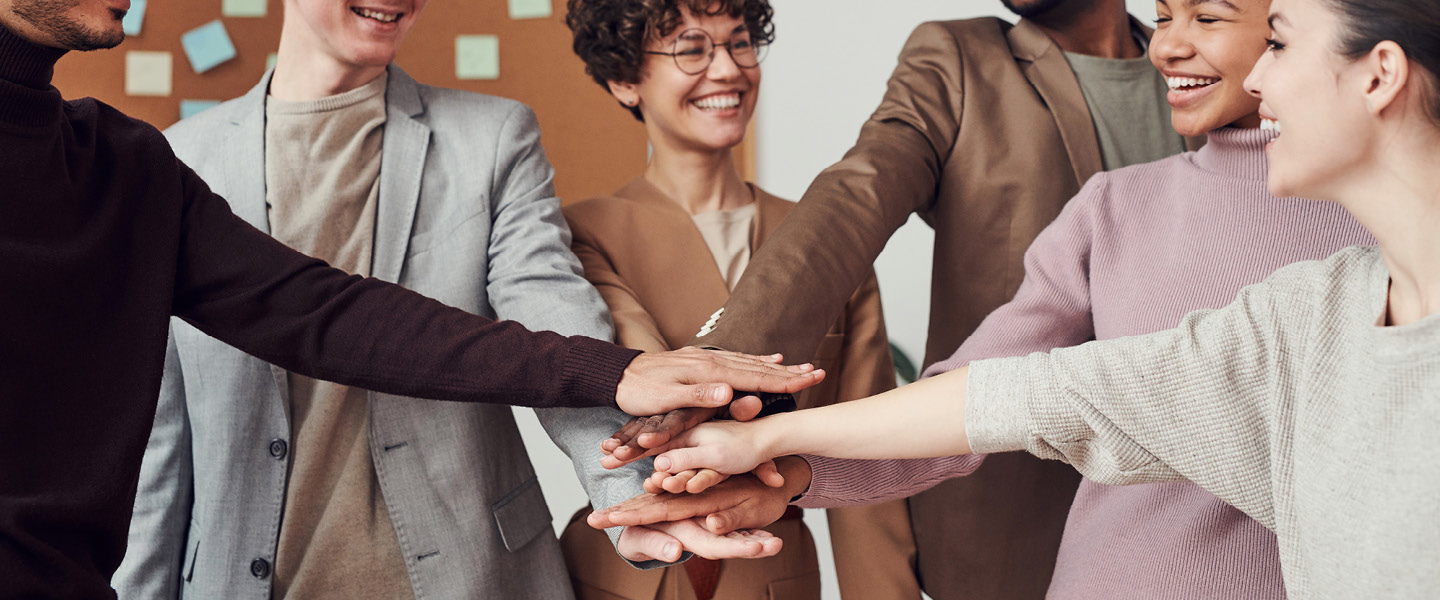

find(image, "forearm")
[759,368,973,461]
[795,453,984,508]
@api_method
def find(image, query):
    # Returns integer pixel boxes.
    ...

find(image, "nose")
[1243,52,1271,99]
[706,43,743,80]
[1149,22,1196,66]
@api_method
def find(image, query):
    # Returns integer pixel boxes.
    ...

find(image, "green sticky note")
[508,0,552,19]
[125,50,172,96]
[222,0,267,17]
[266,53,278,71]
[456,35,499,80]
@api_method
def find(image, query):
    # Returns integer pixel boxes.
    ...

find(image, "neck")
[1336,135,1440,326]
[269,26,387,100]
[643,144,751,214]
[1029,0,1141,59]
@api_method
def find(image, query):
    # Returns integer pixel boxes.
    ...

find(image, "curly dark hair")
[566,0,775,121]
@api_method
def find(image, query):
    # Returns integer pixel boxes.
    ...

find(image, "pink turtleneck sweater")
[796,127,1373,598]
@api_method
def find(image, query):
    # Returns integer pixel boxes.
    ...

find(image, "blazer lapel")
[372,66,431,284]
[614,178,731,334]
[1009,18,1104,187]
[222,70,273,233]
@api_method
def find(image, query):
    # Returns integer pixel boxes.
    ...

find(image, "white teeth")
[693,94,740,110]
[353,7,399,22]
[1166,76,1219,90]
[1260,118,1282,134]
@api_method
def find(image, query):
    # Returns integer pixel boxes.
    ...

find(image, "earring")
[625,100,638,107]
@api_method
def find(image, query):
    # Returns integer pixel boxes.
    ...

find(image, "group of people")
[0,0,1435,599]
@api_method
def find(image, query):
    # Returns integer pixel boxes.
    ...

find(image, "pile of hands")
[605,349,822,564]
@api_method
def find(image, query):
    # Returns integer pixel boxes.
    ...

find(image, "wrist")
[774,455,813,501]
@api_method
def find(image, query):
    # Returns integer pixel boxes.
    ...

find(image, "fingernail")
[656,456,670,470]
[664,543,679,560]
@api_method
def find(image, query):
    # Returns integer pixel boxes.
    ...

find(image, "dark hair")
[1325,0,1440,123]
[566,0,775,121]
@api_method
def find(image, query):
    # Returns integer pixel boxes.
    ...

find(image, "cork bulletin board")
[51,0,757,204]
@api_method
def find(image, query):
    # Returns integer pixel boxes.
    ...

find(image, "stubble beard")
[999,0,1070,19]
[12,0,124,51]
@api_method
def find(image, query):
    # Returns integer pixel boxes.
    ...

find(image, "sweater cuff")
[791,454,842,508]
[559,336,643,409]
[964,357,1036,454]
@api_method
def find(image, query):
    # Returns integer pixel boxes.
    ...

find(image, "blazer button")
[250,558,271,579]
[268,439,288,460]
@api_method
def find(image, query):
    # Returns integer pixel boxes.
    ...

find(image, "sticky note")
[125,51,172,96]
[266,53,278,71]
[122,0,146,36]
[181,20,237,74]
[180,100,222,120]
[455,35,499,80]
[508,0,552,19]
[222,0,267,17]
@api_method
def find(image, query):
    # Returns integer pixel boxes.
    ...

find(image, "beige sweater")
[967,245,1440,599]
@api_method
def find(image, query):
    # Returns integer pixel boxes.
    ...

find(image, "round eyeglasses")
[643,28,768,75]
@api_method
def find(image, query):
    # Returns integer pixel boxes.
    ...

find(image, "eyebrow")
[1267,12,1290,29]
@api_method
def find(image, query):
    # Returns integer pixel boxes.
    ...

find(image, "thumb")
[618,526,683,563]
[654,448,709,474]
[704,509,745,534]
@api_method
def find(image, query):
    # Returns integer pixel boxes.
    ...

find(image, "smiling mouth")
[1260,117,1283,135]
[352,7,402,23]
[1166,76,1219,92]
[692,93,741,111]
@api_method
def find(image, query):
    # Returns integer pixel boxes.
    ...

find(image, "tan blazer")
[561,177,919,600]
[688,17,1204,600]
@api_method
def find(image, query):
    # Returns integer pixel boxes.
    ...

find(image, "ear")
[607,80,641,109]
[1360,40,1410,116]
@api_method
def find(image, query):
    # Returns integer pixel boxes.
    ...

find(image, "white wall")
[517,1,1160,598]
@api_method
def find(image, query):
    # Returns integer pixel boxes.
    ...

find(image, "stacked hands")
[599,361,820,564]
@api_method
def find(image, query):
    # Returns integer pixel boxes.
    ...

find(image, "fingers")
[709,368,826,396]
[660,470,698,494]
[751,460,785,488]
[616,524,683,563]
[602,417,651,455]
[685,469,728,493]
[635,407,716,450]
[651,518,782,560]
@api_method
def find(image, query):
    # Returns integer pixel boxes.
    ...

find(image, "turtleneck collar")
[0,20,69,128]
[1193,126,1277,183]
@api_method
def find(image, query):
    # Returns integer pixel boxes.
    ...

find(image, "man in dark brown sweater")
[0,2,820,598]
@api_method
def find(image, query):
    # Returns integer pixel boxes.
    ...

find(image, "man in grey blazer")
[111,2,775,598]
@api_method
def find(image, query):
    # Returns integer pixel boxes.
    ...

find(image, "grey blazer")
[112,66,649,599]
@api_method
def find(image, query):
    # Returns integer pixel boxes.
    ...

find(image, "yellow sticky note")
[508,0,552,19]
[456,35,499,80]
[222,0,267,17]
[125,51,172,97]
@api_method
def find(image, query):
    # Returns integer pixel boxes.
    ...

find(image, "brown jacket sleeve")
[568,225,671,354]
[690,22,965,361]
[803,274,922,600]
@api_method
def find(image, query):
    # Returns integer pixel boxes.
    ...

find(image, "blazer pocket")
[183,529,201,583]
[491,477,552,553]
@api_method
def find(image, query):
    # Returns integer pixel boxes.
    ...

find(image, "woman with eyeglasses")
[557,1,917,599]
[630,0,1440,595]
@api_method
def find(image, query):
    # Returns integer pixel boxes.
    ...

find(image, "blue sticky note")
[122,0,146,36]
[180,100,221,120]
[181,20,237,74]
[508,0,552,19]
[456,35,500,80]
